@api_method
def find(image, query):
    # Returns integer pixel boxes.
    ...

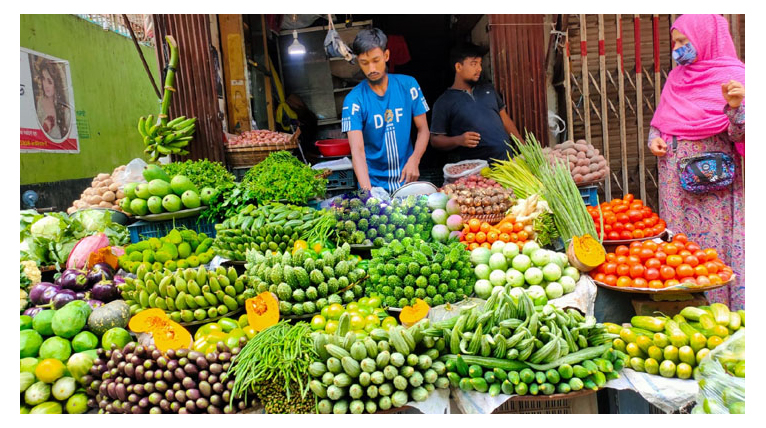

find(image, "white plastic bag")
[443,159,488,183]
[112,158,148,191]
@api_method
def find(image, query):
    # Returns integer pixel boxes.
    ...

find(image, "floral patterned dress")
[649,105,745,310]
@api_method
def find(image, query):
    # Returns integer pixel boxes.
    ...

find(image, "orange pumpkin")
[129,308,192,352]
[88,246,119,270]
[246,292,279,332]
[399,298,430,326]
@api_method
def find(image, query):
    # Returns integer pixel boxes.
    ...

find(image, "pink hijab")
[651,14,745,155]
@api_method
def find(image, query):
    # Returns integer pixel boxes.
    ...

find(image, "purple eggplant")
[60,268,89,291]
[23,307,43,318]
[52,289,77,309]
[75,291,87,300]
[41,285,61,305]
[87,264,114,287]
[113,275,125,285]
[29,282,53,305]
[91,280,119,302]
[87,299,105,310]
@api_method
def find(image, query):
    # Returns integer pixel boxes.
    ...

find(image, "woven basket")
[224,129,301,168]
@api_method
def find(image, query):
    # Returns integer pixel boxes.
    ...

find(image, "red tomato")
[693,250,708,263]
[614,204,629,214]
[679,250,692,258]
[645,258,661,269]
[673,233,688,244]
[610,198,623,206]
[616,264,631,277]
[704,248,718,260]
[660,265,676,280]
[708,274,723,285]
[624,193,635,204]
[645,267,660,281]
[638,248,654,261]
[632,278,649,289]
[635,220,646,230]
[603,224,613,233]
[719,271,732,282]
[694,265,709,276]
[620,230,634,240]
[604,275,618,286]
[704,262,719,274]
[657,219,667,230]
[680,277,697,285]
[642,240,659,251]
[696,276,711,287]
[629,246,642,257]
[629,264,645,279]
[608,231,621,240]
[627,210,643,223]
[643,228,654,237]
[663,243,679,255]
[648,280,664,289]
[632,229,644,239]
[666,255,683,267]
[603,263,617,275]
[684,255,700,267]
[625,223,636,232]
[654,251,667,263]
[641,207,653,218]
[686,242,702,253]
[676,264,694,278]
[627,255,642,266]
[616,255,628,265]
[606,253,617,262]
[665,279,680,288]
[613,222,625,232]
[594,273,606,282]
[616,276,633,288]
[643,216,657,227]
[616,213,630,223]
[615,246,630,256]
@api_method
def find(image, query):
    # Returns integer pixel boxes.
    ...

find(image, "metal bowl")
[391,181,439,199]
[72,208,130,225]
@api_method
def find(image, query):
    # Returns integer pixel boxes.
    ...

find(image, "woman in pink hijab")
[649,14,745,310]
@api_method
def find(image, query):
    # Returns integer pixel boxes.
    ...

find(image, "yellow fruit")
[34,358,65,383]
[480,167,492,178]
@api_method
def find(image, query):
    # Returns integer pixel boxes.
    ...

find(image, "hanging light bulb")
[288,30,306,56]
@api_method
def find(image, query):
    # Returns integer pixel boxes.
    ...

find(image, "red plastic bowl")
[315,139,351,157]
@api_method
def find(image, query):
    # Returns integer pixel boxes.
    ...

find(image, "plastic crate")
[326,168,356,188]
[579,185,599,207]
[128,216,217,243]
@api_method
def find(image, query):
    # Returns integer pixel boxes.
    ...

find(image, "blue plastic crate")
[327,169,356,189]
[128,216,217,243]
[579,185,599,207]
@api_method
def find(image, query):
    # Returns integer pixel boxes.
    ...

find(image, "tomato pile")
[460,217,531,251]
[591,233,734,289]
[588,194,667,241]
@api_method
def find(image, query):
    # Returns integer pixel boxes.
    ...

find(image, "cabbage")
[30,216,65,241]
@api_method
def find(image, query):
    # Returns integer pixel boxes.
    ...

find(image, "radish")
[446,215,463,231]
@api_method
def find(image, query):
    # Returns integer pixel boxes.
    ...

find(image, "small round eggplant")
[208,406,222,414]
[185,400,196,413]
[128,393,139,404]
[172,382,182,391]
[138,396,150,408]
[174,368,186,380]
[163,370,174,383]
[165,349,175,359]
[149,392,163,405]
[198,370,209,382]
[156,356,168,368]
[166,359,179,371]
[208,375,219,385]
[212,382,224,394]
[178,357,189,367]
[149,406,162,414]
[209,394,222,407]
[218,352,231,363]
[195,397,210,409]
[221,390,230,402]
[195,356,209,370]
[198,381,212,397]
[151,349,162,360]
[144,382,155,394]
[209,363,223,374]
[183,363,198,377]
[169,402,181,413]
[160,399,170,412]
[154,380,169,393]
[182,377,196,390]
[164,389,175,402]
[144,369,154,382]
[174,390,186,402]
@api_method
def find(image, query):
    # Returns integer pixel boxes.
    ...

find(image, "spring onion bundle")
[512,133,599,243]
[488,137,543,199]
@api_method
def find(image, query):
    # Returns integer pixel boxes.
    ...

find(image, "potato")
[593,148,600,156]
[563,148,578,156]
[582,173,596,182]
[90,195,103,204]
[558,141,575,150]
[589,163,602,173]
[96,173,110,181]
[576,151,587,159]
[67,207,76,215]
[97,186,109,195]
[102,178,113,187]
[116,190,125,199]
[98,201,113,208]
[597,159,607,170]
[573,174,585,183]
[109,182,120,192]
[586,149,595,158]
[577,158,590,167]
[567,155,579,163]
[102,191,116,202]
[573,143,589,152]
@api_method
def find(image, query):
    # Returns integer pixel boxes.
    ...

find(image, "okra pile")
[434,287,622,396]
[307,313,450,414]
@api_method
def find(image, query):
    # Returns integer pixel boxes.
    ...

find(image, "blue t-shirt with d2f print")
[341,74,429,193]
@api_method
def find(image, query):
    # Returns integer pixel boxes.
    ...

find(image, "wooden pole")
[122,14,162,99]
[652,15,662,111]
[616,14,628,196]
[260,14,276,131]
[564,31,574,142]
[597,15,611,201]
[579,14,591,145]
[635,14,646,202]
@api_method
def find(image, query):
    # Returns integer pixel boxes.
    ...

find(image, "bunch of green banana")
[118,264,255,323]
[138,114,198,161]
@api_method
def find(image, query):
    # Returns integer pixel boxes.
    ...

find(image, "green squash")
[87,300,131,336]
[51,302,89,339]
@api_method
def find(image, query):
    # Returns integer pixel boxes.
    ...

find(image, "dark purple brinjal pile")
[85,340,254,414]
[23,263,122,317]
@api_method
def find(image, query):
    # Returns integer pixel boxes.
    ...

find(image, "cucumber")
[440,354,529,372]
[631,316,666,332]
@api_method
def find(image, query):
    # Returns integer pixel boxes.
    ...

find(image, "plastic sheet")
[692,330,745,414]
[549,275,597,317]
[443,159,489,183]
[604,368,698,413]
[112,158,147,191]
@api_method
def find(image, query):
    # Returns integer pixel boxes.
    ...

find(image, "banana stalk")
[159,35,179,126]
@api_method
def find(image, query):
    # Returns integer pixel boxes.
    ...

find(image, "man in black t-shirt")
[430,43,522,164]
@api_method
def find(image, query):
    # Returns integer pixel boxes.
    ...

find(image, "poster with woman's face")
[20,48,79,153]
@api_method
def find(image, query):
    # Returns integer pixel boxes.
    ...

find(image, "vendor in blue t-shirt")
[430,43,523,163]
[341,28,430,193]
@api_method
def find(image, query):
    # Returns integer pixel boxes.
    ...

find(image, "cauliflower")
[21,260,41,288]
[20,289,29,311]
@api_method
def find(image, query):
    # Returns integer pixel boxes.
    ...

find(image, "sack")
[324,16,355,63]
[677,151,735,194]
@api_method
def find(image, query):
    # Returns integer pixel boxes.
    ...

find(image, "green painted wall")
[21,14,160,185]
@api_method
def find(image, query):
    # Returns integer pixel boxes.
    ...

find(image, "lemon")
[34,358,66,383]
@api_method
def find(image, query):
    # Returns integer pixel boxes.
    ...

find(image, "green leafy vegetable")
[161,159,236,190]
[242,151,326,205]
